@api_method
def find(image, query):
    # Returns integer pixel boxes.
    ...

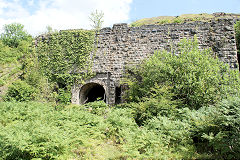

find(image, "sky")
[0,0,239,36]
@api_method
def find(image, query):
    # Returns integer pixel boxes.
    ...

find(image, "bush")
[83,100,109,116]
[1,101,222,159]
[21,44,58,103]
[4,80,38,102]
[0,40,22,64]
[57,88,71,104]
[235,21,240,55]
[105,108,171,159]
[123,37,240,110]
[0,102,108,159]
[189,97,240,159]
[117,84,179,125]
[145,115,195,158]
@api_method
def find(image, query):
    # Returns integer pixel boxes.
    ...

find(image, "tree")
[89,10,104,33]
[46,25,53,34]
[0,23,32,47]
[45,25,58,34]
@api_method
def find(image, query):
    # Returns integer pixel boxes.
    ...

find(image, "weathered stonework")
[72,18,238,105]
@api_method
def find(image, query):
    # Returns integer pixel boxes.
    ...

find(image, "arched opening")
[79,83,106,104]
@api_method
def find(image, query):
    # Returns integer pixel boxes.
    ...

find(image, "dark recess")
[85,84,105,103]
[115,86,122,104]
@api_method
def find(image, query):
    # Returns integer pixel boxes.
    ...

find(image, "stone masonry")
[71,18,238,105]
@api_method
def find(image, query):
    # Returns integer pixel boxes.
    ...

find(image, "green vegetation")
[89,10,104,33]
[4,80,38,102]
[33,29,95,104]
[1,97,240,159]
[235,21,240,57]
[36,30,95,88]
[0,101,113,159]
[0,23,32,48]
[117,37,240,159]
[0,41,21,64]
[130,13,240,27]
[0,23,95,103]
[1,20,240,159]
[123,37,240,110]
[0,23,33,101]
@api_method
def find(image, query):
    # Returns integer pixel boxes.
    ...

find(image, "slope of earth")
[0,63,22,101]
[130,12,240,27]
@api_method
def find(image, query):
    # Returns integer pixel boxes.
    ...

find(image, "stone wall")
[72,18,238,105]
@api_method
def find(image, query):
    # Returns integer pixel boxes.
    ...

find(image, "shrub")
[0,102,108,159]
[4,80,37,102]
[117,84,179,125]
[123,37,240,110]
[83,100,109,116]
[173,17,184,23]
[21,44,58,103]
[102,107,197,159]
[235,21,240,55]
[190,97,240,159]
[105,108,167,159]
[57,88,71,104]
[144,115,195,159]
[0,40,22,64]
[0,101,213,159]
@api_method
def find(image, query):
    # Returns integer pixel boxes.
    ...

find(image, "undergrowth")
[1,97,239,159]
[0,101,198,159]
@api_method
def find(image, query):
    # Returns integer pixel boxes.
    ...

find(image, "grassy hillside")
[1,96,240,159]
[0,63,22,100]
[0,40,26,101]
[130,12,240,27]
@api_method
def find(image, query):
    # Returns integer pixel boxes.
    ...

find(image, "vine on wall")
[235,21,240,54]
[36,29,95,87]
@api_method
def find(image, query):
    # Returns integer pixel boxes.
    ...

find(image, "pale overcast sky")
[0,0,239,36]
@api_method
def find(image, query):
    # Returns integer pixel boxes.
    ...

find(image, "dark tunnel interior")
[80,83,106,104]
[86,85,105,103]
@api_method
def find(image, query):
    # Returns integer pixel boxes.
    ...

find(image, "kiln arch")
[79,83,106,104]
